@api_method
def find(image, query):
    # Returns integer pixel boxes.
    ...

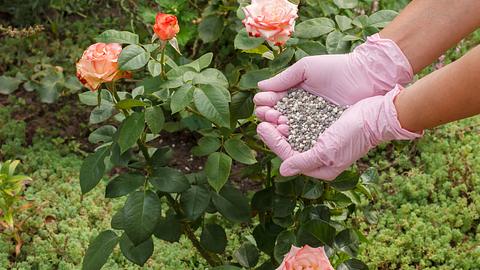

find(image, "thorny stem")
[165,195,222,266]
[160,43,167,80]
[108,82,220,266]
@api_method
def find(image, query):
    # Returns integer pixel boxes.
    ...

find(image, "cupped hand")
[257,85,422,180]
[254,33,413,132]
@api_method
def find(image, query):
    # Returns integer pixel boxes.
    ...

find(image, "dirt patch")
[0,91,93,151]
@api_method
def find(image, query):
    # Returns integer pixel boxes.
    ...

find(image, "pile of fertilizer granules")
[274,88,348,152]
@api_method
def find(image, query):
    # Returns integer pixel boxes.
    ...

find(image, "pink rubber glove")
[257,85,422,180]
[254,34,413,128]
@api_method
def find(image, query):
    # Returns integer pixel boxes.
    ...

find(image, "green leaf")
[110,142,132,167]
[270,48,295,71]
[105,173,145,198]
[252,222,280,255]
[151,147,173,168]
[123,190,161,245]
[300,205,330,223]
[0,75,22,94]
[64,76,83,92]
[37,77,61,104]
[119,44,149,71]
[234,29,264,50]
[145,105,164,134]
[180,185,211,220]
[368,10,398,28]
[352,15,369,28]
[326,30,349,54]
[206,152,232,192]
[360,167,379,184]
[252,188,274,213]
[331,170,360,191]
[234,242,259,268]
[89,104,114,124]
[79,90,112,106]
[335,15,353,31]
[80,147,110,194]
[274,230,296,263]
[147,60,162,77]
[337,259,368,270]
[224,138,256,165]
[193,85,230,127]
[334,229,360,257]
[273,195,296,218]
[333,0,358,9]
[119,234,153,266]
[116,99,147,110]
[296,220,336,247]
[185,52,213,72]
[111,207,125,230]
[88,125,116,144]
[153,213,182,242]
[230,91,254,120]
[295,18,335,39]
[239,69,272,90]
[96,30,139,44]
[198,16,224,43]
[118,112,145,154]
[302,180,324,200]
[192,136,221,157]
[194,68,230,89]
[212,185,250,223]
[171,84,194,113]
[82,230,119,270]
[149,167,190,193]
[200,223,227,253]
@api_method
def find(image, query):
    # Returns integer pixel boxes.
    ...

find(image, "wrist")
[353,34,414,95]
[382,85,423,140]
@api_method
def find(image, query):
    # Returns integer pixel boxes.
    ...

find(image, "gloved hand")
[254,34,413,128]
[257,85,422,180]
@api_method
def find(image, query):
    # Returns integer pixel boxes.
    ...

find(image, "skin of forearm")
[395,45,480,132]
[379,0,480,73]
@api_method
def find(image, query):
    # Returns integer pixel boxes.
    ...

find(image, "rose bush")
[77,1,399,269]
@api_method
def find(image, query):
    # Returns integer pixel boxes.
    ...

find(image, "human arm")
[254,0,480,124]
[395,45,480,131]
[260,45,480,179]
[380,0,480,73]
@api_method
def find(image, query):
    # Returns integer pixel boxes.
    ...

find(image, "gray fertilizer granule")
[274,88,348,152]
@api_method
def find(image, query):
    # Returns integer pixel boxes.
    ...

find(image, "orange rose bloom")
[76,43,131,91]
[153,13,180,41]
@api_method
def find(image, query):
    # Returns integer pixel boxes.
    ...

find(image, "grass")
[358,117,480,269]
[0,106,210,269]
[356,31,480,270]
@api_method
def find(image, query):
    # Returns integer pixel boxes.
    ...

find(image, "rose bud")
[153,13,180,41]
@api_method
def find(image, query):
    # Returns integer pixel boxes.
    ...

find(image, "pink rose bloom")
[277,245,334,270]
[76,43,131,91]
[242,0,298,46]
